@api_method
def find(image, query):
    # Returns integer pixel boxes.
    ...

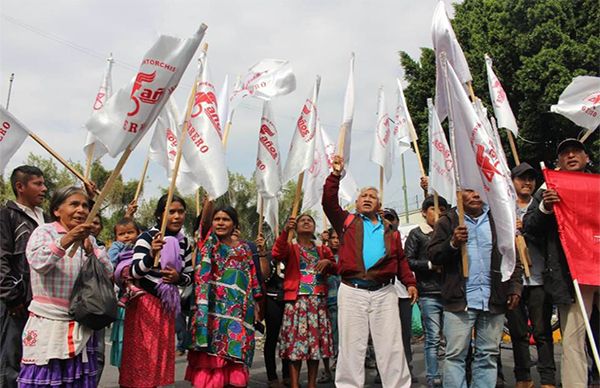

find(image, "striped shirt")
[26,222,112,314]
[131,226,193,295]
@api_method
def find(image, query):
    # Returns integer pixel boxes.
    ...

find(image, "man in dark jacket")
[323,155,417,388]
[0,165,47,388]
[406,195,448,388]
[523,138,597,388]
[428,189,522,388]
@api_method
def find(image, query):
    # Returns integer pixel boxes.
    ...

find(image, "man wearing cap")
[323,155,417,388]
[523,138,597,388]
[507,163,556,388]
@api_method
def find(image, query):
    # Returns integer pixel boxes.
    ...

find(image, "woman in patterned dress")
[271,214,336,388]
[185,204,262,388]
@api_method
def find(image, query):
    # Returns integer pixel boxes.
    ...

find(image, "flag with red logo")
[229,59,296,114]
[255,100,282,199]
[427,98,456,205]
[282,76,321,183]
[303,122,358,212]
[484,54,519,136]
[432,1,472,122]
[550,76,600,131]
[339,53,355,163]
[543,169,600,286]
[181,52,229,200]
[0,106,31,174]
[393,78,416,156]
[86,25,206,157]
[83,55,113,161]
[370,87,394,182]
[444,59,517,281]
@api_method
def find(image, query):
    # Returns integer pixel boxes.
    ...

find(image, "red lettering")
[2,121,10,129]
[256,159,266,171]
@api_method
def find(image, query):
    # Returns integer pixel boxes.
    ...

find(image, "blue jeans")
[419,296,444,383]
[443,309,504,388]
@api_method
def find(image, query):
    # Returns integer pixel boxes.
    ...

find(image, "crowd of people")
[0,137,597,388]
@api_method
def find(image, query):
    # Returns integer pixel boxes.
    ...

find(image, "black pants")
[398,298,413,369]
[264,295,290,381]
[506,285,556,385]
[0,301,27,388]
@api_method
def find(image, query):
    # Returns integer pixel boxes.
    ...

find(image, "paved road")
[99,334,563,387]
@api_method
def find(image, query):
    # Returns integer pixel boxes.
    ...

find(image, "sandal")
[317,370,333,384]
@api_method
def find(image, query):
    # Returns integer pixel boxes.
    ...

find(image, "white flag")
[550,76,600,131]
[303,123,358,212]
[282,77,321,183]
[484,54,519,135]
[473,99,511,178]
[393,78,416,156]
[229,59,296,112]
[181,52,229,200]
[255,100,282,198]
[427,98,456,205]
[83,55,113,161]
[302,120,329,211]
[0,106,31,174]
[86,25,206,157]
[217,74,230,130]
[339,53,355,163]
[432,1,472,122]
[370,87,393,182]
[445,60,516,281]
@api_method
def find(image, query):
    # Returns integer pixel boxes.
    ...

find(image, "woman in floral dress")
[185,204,262,388]
[271,214,336,388]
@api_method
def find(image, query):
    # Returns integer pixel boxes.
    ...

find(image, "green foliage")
[400,0,599,169]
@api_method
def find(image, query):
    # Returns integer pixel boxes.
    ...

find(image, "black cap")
[510,162,536,179]
[421,195,449,211]
[556,138,587,156]
[383,208,399,221]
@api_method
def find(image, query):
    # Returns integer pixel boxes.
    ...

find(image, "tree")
[400,0,599,170]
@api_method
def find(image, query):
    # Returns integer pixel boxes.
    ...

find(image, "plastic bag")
[69,254,118,330]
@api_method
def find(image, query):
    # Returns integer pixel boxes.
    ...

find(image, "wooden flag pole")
[258,196,264,238]
[68,144,134,256]
[195,189,201,217]
[379,166,385,204]
[337,123,348,160]
[287,171,305,242]
[433,191,440,222]
[580,128,594,143]
[29,133,99,195]
[154,49,203,267]
[507,131,521,165]
[133,154,150,203]
[84,144,95,180]
[574,279,600,374]
[222,121,233,148]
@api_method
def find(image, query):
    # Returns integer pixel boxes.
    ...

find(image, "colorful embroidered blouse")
[191,232,262,367]
[298,246,327,295]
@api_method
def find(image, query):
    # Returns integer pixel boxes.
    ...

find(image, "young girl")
[272,214,336,388]
[185,204,262,388]
[107,218,141,368]
[119,194,193,388]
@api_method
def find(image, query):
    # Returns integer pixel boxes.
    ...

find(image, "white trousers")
[335,283,411,388]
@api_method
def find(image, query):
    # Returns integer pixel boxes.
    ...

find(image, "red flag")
[543,169,600,286]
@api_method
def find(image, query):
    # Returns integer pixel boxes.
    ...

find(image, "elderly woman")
[185,204,263,388]
[17,186,112,387]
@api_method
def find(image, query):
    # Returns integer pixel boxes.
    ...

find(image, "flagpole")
[258,196,264,238]
[379,166,384,205]
[442,53,469,278]
[580,129,594,143]
[337,123,348,160]
[133,153,150,203]
[154,46,205,267]
[574,279,600,374]
[401,153,409,224]
[433,191,440,222]
[6,73,15,110]
[84,144,95,180]
[195,189,201,217]
[28,132,98,194]
[287,171,305,242]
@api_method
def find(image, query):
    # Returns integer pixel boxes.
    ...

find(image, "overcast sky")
[0,0,454,217]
